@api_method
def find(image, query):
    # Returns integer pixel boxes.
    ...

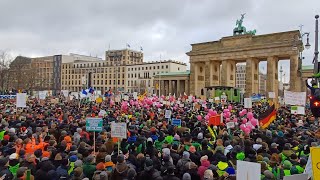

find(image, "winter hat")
[263,170,274,179]
[96,162,106,170]
[189,146,196,153]
[174,134,180,141]
[183,151,190,159]
[182,173,192,180]
[162,148,170,156]
[266,130,272,138]
[117,154,125,163]
[200,155,208,162]
[105,155,112,162]
[226,167,236,175]
[54,153,62,161]
[0,157,8,166]
[197,132,203,140]
[9,128,15,134]
[69,155,78,162]
[283,160,292,169]
[85,155,95,164]
[204,169,214,180]
[277,131,284,137]
[147,137,153,143]
[9,153,18,160]
[236,152,245,160]
[127,168,137,179]
[73,167,83,177]
[74,160,83,168]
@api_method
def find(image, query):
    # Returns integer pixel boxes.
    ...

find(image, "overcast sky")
[0,0,319,80]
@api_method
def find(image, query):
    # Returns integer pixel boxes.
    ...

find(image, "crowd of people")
[0,94,318,180]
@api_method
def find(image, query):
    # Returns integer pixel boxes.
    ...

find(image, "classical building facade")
[187,30,303,103]
[61,49,187,93]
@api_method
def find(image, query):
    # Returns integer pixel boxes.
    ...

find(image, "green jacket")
[83,163,96,179]
[9,163,20,177]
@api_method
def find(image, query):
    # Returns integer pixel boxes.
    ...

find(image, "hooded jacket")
[111,162,128,180]
[197,160,210,180]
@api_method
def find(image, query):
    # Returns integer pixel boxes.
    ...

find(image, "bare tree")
[0,51,13,93]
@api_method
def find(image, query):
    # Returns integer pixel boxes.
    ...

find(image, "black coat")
[0,167,13,180]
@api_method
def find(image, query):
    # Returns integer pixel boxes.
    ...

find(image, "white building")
[126,60,187,93]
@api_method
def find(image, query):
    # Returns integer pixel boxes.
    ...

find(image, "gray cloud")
[0,0,319,75]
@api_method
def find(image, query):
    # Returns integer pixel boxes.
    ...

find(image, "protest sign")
[111,122,127,139]
[124,95,129,101]
[268,92,275,98]
[61,90,69,97]
[133,92,138,100]
[291,106,305,115]
[171,118,181,127]
[283,174,308,180]
[244,98,252,108]
[86,118,103,132]
[16,93,27,108]
[226,122,235,129]
[165,110,172,119]
[311,147,320,179]
[236,160,261,180]
[38,91,47,100]
[284,90,306,106]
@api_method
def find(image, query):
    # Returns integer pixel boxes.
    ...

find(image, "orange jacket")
[25,138,44,154]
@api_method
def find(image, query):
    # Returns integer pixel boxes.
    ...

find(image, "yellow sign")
[96,97,103,103]
[311,147,320,179]
[156,83,159,90]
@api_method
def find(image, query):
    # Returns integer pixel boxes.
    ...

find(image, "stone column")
[177,80,181,96]
[190,62,197,95]
[245,58,259,97]
[221,60,236,87]
[185,80,189,95]
[212,62,220,86]
[267,56,279,104]
[205,61,211,87]
[168,80,172,95]
[161,80,165,96]
[290,54,300,92]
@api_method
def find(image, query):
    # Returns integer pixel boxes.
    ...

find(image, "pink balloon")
[246,123,253,131]
[228,105,232,111]
[223,109,229,113]
[233,118,238,123]
[208,109,214,115]
[247,112,253,120]
[244,128,251,135]
[205,115,210,120]
[240,124,246,131]
[242,118,247,124]
[243,109,247,114]
[212,111,217,116]
[173,107,177,111]
[197,115,202,121]
[224,112,230,118]
[156,104,162,108]
[250,118,258,126]
[226,118,230,122]
[161,95,165,99]
[239,111,244,117]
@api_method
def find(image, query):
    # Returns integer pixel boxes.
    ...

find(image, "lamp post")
[314,15,319,74]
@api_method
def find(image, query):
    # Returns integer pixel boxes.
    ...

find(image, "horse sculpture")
[233,13,256,36]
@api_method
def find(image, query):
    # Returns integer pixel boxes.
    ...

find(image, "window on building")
[128,81,130,86]
[109,80,112,84]
[93,80,96,84]
[166,65,168,69]
[142,67,144,70]
[157,66,159,69]
[153,66,155,69]
[118,80,120,85]
[105,80,107,84]
[113,80,116,85]
[122,80,124,85]
[135,74,136,78]
[122,74,124,78]
[128,74,130,78]
[178,68,180,71]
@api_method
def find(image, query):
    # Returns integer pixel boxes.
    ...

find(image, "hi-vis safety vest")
[217,161,228,177]
[284,169,291,176]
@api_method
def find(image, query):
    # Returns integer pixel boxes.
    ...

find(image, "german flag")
[259,104,277,129]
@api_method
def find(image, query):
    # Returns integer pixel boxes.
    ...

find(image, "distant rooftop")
[155,70,190,76]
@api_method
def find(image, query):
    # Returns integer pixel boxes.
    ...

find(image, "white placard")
[70,92,79,99]
[284,90,306,106]
[215,97,220,101]
[209,99,214,103]
[38,91,47,100]
[291,106,305,115]
[179,103,184,107]
[115,96,121,102]
[188,96,193,102]
[124,95,129,101]
[165,110,172,119]
[61,90,69,97]
[133,92,138,100]
[98,110,107,117]
[111,122,127,139]
[268,92,275,98]
[176,101,181,104]
[283,174,308,180]
[244,98,252,108]
[226,122,235,129]
[16,93,27,108]
[236,161,261,180]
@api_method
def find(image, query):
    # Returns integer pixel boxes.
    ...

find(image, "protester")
[0,93,317,180]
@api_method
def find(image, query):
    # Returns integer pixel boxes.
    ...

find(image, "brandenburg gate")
[187,30,303,102]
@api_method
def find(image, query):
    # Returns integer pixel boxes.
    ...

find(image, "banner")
[284,90,306,106]
[86,118,103,132]
[251,94,262,102]
[16,93,27,108]
[165,110,172,119]
[0,95,16,99]
[291,106,305,115]
[236,161,261,180]
[111,122,127,139]
[38,91,47,100]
